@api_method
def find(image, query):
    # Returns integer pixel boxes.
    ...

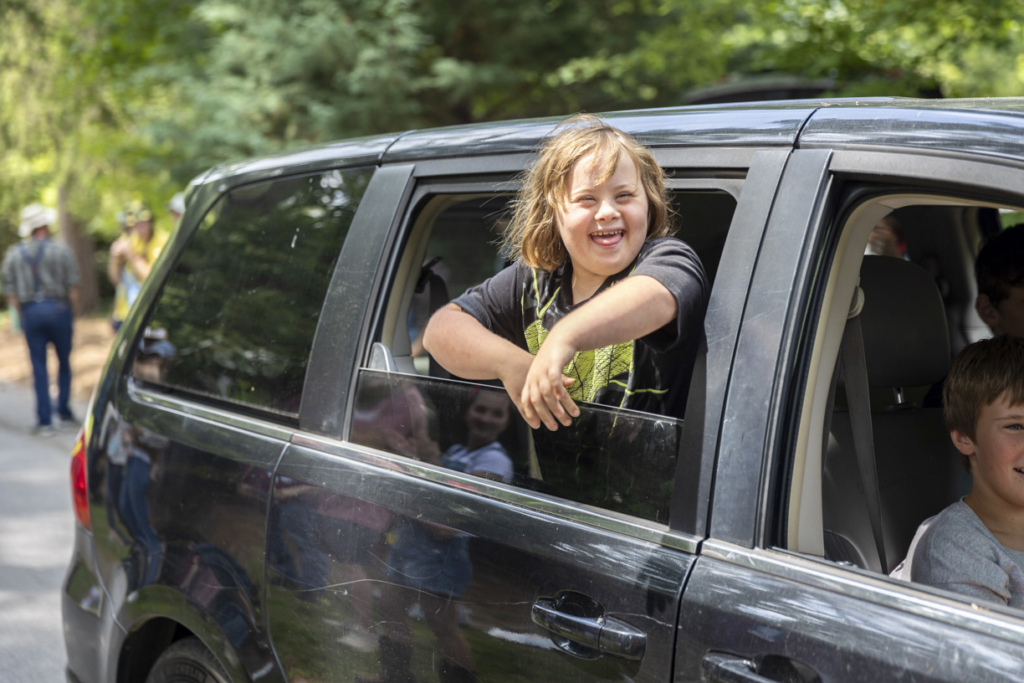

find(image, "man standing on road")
[2,204,80,436]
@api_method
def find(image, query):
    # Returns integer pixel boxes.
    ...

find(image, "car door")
[86,164,375,683]
[264,146,791,683]
[677,128,1024,682]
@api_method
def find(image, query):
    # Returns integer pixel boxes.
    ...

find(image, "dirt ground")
[0,315,115,401]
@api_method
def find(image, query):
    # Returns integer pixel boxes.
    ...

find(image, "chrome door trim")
[290,430,701,554]
[128,381,296,442]
[702,539,1024,645]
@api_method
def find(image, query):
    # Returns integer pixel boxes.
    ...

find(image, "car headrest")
[859,256,950,388]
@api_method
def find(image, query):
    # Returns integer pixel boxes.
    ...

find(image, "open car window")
[352,185,737,528]
[784,192,1024,608]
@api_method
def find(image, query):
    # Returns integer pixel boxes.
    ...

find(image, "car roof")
[799,98,1024,163]
[193,97,1024,192]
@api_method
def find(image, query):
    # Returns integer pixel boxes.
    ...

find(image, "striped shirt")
[2,238,80,304]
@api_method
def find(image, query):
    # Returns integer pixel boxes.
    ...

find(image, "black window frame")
[738,150,1024,558]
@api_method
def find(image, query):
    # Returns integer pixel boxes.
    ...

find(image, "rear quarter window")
[133,168,373,416]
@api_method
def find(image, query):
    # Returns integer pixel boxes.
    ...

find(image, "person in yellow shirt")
[108,202,168,330]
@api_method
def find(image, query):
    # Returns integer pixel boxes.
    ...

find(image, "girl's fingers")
[518,388,540,429]
[523,380,559,431]
[532,392,559,430]
[541,387,571,427]
[559,390,579,420]
[522,380,576,431]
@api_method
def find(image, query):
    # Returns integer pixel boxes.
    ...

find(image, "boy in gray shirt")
[903,335,1024,607]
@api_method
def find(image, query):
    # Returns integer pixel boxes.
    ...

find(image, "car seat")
[822,256,972,573]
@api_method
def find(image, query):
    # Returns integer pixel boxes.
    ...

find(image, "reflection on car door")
[265,385,697,683]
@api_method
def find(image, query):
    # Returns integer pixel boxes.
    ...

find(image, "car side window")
[350,186,737,526]
[785,193,1024,587]
[133,168,373,417]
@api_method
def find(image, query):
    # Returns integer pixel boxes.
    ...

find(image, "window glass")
[134,168,372,415]
[352,371,681,523]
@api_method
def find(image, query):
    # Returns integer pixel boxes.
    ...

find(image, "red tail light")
[70,428,91,531]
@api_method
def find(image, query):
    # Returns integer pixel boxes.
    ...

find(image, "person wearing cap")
[2,203,80,435]
[109,201,168,329]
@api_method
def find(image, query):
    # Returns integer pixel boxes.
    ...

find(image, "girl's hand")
[520,333,580,431]
[497,351,573,431]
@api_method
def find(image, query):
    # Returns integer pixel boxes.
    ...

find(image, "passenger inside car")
[897,336,1024,608]
[423,114,709,429]
[794,199,1024,589]
[975,223,1024,339]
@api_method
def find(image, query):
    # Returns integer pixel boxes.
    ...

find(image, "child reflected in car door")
[422,114,709,430]
[896,336,1024,608]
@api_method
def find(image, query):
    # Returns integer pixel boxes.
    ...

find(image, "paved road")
[0,382,87,682]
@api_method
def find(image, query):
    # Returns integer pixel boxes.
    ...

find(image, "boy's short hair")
[944,335,1024,469]
[504,114,673,271]
[976,223,1024,305]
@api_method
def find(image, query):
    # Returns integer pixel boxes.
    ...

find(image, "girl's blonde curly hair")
[502,114,673,271]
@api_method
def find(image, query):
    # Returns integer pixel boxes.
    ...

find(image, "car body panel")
[199,135,398,192]
[267,435,695,683]
[711,149,834,548]
[669,148,792,536]
[86,385,288,682]
[384,106,818,162]
[677,542,1024,683]
[302,164,416,437]
[800,102,1024,164]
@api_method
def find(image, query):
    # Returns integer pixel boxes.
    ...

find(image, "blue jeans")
[21,299,73,427]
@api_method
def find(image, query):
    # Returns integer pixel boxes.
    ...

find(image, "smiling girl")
[423,114,708,430]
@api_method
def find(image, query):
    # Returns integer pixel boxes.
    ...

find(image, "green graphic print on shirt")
[523,268,659,409]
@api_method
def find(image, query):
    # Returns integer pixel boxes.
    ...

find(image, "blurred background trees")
[2,0,1022,312]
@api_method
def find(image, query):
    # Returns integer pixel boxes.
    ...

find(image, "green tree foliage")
[2,0,1023,304]
[134,0,718,173]
[720,1,1024,98]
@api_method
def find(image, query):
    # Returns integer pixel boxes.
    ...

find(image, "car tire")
[145,637,231,683]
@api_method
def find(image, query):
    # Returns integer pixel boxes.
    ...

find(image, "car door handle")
[531,597,646,660]
[703,653,777,683]
[703,652,822,683]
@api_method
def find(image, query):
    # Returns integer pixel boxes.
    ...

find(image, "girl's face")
[558,150,649,301]
[466,392,511,446]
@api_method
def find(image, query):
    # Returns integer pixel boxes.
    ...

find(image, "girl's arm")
[423,303,536,416]
[521,274,676,430]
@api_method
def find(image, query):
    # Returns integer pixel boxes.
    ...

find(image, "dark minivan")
[64,98,1024,683]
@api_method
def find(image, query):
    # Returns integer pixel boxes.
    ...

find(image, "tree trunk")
[58,185,99,314]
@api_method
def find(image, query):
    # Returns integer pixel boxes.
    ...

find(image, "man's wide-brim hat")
[18,203,58,238]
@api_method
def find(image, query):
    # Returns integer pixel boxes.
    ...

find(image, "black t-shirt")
[453,237,708,418]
